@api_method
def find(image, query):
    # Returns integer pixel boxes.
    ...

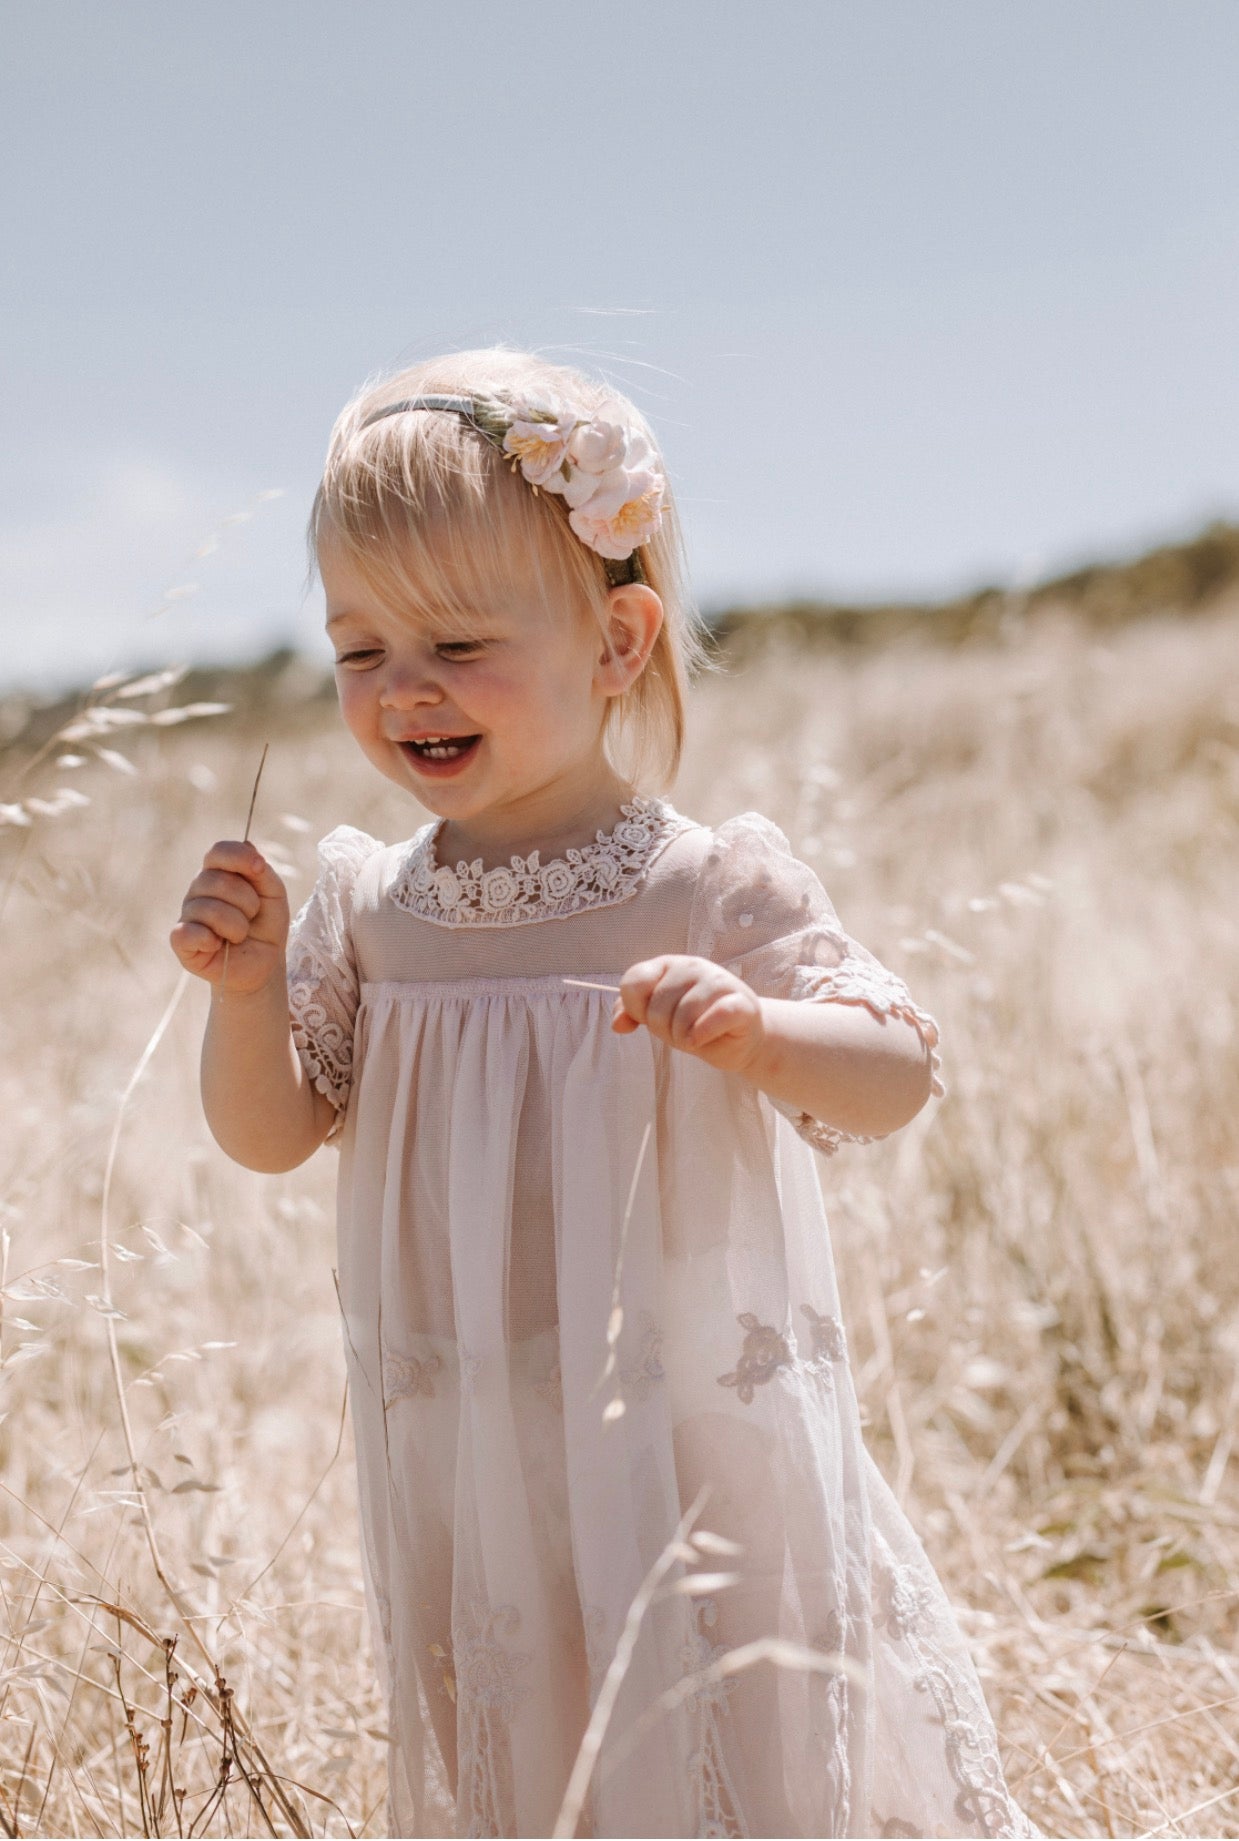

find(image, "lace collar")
[391,795,693,928]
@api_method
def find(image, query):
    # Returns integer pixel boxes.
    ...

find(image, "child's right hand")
[170,840,291,995]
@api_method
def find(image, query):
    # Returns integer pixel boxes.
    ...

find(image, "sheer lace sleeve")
[286,825,382,1145]
[687,813,945,1156]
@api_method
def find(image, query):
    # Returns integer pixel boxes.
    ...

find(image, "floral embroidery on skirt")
[382,1346,443,1406]
[716,1312,792,1403]
[801,1303,847,1367]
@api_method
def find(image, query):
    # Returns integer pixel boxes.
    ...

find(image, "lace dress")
[287,797,1032,1840]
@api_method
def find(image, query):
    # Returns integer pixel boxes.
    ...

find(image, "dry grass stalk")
[552,1488,711,1839]
[218,742,269,999]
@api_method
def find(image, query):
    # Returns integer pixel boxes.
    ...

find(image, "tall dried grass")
[1,597,1237,1836]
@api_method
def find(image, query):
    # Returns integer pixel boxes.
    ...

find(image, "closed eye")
[333,639,490,667]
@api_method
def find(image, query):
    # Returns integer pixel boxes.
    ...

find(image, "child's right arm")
[170,839,337,1172]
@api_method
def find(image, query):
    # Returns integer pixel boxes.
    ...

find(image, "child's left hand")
[613,955,765,1074]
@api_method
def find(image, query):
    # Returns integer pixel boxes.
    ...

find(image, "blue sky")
[4,1,1239,691]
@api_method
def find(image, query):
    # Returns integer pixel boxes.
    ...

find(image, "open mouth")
[399,734,482,774]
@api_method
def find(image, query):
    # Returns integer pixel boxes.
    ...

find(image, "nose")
[378,656,445,711]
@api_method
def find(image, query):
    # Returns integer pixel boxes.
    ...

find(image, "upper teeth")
[413,735,469,757]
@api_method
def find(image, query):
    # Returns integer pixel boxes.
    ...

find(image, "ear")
[594,583,664,697]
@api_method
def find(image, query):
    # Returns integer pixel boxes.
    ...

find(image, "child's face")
[320,539,624,827]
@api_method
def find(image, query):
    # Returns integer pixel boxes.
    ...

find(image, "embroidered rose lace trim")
[453,1597,533,1836]
[873,1534,1035,1838]
[391,795,694,929]
[776,954,946,1156]
[683,1597,747,1838]
[288,937,353,1117]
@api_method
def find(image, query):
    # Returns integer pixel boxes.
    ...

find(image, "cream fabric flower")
[559,428,652,508]
[501,403,577,489]
[566,418,628,476]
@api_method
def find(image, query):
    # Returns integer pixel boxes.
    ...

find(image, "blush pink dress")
[286,796,1031,1840]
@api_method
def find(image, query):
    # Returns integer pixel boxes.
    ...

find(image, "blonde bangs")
[312,409,592,641]
[308,348,710,784]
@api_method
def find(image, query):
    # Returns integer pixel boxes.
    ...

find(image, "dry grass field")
[1,592,1238,1837]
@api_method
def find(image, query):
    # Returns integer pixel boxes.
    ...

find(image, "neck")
[435,766,641,868]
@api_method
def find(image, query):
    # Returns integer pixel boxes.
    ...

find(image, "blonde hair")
[308,347,708,786]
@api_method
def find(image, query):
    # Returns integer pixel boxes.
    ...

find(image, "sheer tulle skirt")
[334,981,1028,1838]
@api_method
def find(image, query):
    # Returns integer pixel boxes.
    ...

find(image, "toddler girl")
[171,350,1031,1839]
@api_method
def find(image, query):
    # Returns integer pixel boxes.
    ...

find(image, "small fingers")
[643,979,708,1047]
[186,867,262,920]
[617,956,675,1028]
[645,970,738,1049]
[685,992,750,1049]
[201,839,286,901]
[611,997,641,1035]
[169,918,224,967]
[618,957,739,1050]
[179,894,251,946]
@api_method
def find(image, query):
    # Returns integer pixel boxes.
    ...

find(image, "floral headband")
[358,393,665,587]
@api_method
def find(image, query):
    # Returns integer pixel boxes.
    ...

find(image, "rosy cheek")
[336,677,375,729]
[456,670,509,714]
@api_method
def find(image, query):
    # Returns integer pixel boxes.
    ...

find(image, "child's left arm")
[614,812,945,1154]
[614,955,935,1141]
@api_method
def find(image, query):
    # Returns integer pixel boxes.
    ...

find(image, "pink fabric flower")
[502,401,666,559]
[568,472,665,559]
